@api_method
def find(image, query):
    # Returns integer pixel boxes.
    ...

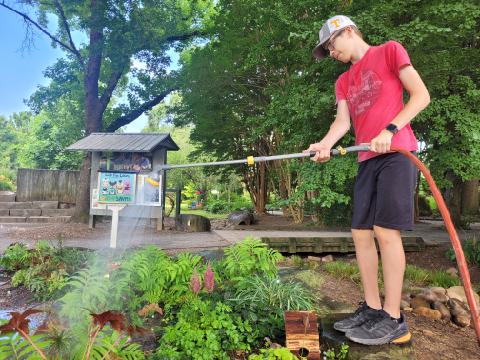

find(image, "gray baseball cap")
[313,15,356,59]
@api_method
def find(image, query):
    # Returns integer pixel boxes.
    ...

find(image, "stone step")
[0,209,9,216]
[0,216,26,223]
[32,201,59,209]
[0,202,32,209]
[9,209,42,217]
[27,216,71,223]
[0,192,15,202]
[41,208,74,217]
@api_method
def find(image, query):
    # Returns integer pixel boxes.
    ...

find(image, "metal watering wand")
[157,144,480,343]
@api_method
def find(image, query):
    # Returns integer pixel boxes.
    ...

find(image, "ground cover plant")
[0,238,316,359]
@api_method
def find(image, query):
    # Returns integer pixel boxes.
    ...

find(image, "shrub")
[0,243,31,271]
[156,299,256,360]
[446,237,480,266]
[220,237,283,282]
[228,275,314,339]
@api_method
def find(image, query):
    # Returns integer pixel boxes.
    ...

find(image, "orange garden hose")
[392,147,480,344]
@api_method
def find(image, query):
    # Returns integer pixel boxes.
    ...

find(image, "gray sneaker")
[346,310,412,345]
[333,302,381,332]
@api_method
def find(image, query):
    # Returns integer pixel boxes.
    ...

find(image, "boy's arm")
[305,99,351,162]
[370,65,430,153]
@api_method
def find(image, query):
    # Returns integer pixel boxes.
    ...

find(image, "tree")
[175,0,479,225]
[1,0,214,220]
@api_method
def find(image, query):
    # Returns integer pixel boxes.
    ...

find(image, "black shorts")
[351,152,417,231]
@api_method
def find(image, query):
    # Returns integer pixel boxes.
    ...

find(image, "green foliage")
[404,264,460,288]
[227,275,314,339]
[119,246,202,306]
[323,261,361,284]
[156,299,256,360]
[90,329,145,360]
[446,237,480,266]
[205,197,253,214]
[248,347,299,360]
[324,343,349,360]
[0,332,51,360]
[220,237,283,282]
[0,174,15,191]
[4,241,89,301]
[0,243,31,271]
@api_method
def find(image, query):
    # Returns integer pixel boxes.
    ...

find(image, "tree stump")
[227,210,255,226]
[175,214,211,232]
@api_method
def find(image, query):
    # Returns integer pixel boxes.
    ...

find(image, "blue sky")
[0,6,155,132]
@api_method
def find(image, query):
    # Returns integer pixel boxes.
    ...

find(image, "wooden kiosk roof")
[67,133,179,153]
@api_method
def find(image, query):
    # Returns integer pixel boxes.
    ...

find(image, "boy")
[306,15,430,345]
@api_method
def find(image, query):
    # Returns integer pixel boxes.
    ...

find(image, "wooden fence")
[16,168,79,203]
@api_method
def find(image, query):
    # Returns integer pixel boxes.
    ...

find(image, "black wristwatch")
[385,123,399,135]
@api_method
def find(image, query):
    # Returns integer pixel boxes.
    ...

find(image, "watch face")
[386,124,398,134]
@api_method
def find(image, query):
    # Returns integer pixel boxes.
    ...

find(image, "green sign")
[98,172,136,204]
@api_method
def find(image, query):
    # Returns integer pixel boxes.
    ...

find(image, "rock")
[430,287,447,296]
[448,298,471,327]
[175,214,211,232]
[410,296,430,309]
[432,301,451,321]
[401,293,412,301]
[422,288,448,303]
[307,256,322,262]
[446,267,458,277]
[447,286,480,308]
[227,210,255,226]
[421,329,434,337]
[321,255,334,263]
[413,306,442,320]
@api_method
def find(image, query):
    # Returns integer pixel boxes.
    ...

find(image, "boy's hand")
[370,130,394,153]
[304,142,332,163]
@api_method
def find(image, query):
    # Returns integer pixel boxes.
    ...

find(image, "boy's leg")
[374,225,405,319]
[352,229,381,310]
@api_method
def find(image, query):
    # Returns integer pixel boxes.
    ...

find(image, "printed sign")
[98,172,136,204]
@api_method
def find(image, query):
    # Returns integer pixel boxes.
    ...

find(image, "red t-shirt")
[335,40,418,162]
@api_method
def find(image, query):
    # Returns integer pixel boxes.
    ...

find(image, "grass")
[322,260,461,289]
[165,203,228,219]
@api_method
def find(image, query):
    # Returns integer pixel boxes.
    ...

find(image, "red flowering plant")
[84,310,147,360]
[190,262,216,295]
[0,309,48,359]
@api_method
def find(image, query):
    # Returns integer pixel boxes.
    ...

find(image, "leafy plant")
[0,243,31,271]
[446,237,480,266]
[220,237,283,282]
[156,298,256,360]
[248,347,299,360]
[324,343,349,360]
[228,275,314,339]
[0,309,51,360]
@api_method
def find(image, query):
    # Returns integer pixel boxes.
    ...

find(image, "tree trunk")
[72,0,104,222]
[444,172,463,227]
[72,154,92,222]
[461,179,479,216]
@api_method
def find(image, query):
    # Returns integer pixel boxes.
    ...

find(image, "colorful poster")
[98,172,136,203]
[99,152,152,172]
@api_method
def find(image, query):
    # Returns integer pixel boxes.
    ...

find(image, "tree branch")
[105,89,176,132]
[53,0,85,67]
[163,30,207,43]
[0,2,81,62]
[99,69,124,111]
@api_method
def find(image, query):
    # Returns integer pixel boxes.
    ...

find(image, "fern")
[0,332,51,360]
[221,237,283,282]
[89,330,145,360]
